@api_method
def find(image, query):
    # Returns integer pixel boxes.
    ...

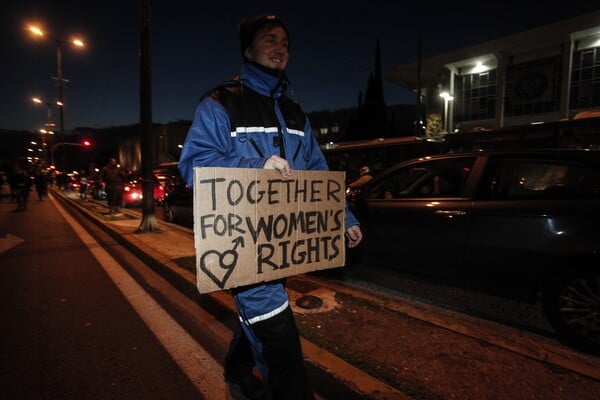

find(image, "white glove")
[263,155,292,177]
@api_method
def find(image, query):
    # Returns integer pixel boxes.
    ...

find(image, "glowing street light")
[32,96,59,164]
[27,24,86,167]
[32,96,57,128]
[439,91,454,133]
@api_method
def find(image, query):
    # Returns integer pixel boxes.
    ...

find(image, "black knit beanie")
[238,15,290,60]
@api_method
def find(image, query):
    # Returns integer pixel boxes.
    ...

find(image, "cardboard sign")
[193,167,346,293]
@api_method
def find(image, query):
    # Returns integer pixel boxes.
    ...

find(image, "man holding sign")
[179,14,362,400]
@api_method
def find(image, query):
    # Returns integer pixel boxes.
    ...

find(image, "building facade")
[385,11,600,133]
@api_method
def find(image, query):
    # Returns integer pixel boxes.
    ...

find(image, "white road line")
[49,193,225,399]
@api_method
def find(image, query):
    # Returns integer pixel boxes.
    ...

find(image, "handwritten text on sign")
[193,168,346,293]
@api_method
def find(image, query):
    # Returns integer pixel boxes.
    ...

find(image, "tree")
[347,39,388,140]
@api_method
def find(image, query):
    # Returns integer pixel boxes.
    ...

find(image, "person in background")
[10,166,31,211]
[100,157,126,215]
[33,170,48,201]
[178,14,363,400]
[348,165,373,189]
[0,172,11,202]
[79,169,89,200]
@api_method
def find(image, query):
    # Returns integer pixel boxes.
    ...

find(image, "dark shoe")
[224,372,265,400]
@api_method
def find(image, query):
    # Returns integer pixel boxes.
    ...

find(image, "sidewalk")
[56,189,600,400]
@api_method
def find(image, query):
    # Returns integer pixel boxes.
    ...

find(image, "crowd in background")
[0,166,52,211]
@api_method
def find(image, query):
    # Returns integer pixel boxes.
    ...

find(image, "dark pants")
[15,184,29,210]
[225,319,256,378]
[105,186,122,213]
[226,307,314,400]
[35,185,46,200]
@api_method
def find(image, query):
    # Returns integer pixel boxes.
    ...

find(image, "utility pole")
[415,37,425,137]
[27,25,84,170]
[137,0,159,232]
[56,42,65,164]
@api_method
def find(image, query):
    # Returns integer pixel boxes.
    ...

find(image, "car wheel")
[543,272,600,354]
[163,205,175,222]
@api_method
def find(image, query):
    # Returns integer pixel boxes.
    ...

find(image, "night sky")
[2,1,598,132]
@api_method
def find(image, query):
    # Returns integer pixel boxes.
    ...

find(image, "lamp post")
[28,25,85,168]
[439,91,454,133]
[32,97,56,129]
[32,97,58,166]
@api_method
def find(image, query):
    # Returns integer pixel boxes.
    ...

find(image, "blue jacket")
[179,63,359,323]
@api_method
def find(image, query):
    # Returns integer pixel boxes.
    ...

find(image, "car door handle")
[434,210,466,216]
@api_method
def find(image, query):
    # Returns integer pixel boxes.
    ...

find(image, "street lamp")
[439,91,454,133]
[32,96,57,129]
[32,96,59,165]
[28,24,85,167]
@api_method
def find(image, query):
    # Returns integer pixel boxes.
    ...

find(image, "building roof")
[384,11,600,91]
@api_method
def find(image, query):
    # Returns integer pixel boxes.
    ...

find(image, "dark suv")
[347,149,600,352]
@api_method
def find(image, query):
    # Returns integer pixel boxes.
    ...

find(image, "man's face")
[244,25,289,71]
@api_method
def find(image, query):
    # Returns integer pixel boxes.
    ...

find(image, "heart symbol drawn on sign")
[199,237,244,289]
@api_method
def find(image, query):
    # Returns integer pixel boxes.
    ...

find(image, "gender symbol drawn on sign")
[200,237,245,288]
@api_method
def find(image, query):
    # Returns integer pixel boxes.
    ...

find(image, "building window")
[455,70,497,122]
[570,46,600,109]
[504,56,561,116]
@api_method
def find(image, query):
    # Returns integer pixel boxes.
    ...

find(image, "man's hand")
[264,155,292,177]
[345,224,363,248]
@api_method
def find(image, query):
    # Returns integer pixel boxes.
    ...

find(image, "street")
[1,190,599,399]
[0,193,220,399]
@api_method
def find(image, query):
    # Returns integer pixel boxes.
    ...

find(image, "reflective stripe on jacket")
[179,63,358,322]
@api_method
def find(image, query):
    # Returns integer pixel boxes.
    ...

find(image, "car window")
[368,156,477,199]
[479,157,600,199]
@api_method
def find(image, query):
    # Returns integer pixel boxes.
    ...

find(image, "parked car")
[163,180,193,225]
[153,163,193,225]
[347,148,600,353]
[121,173,165,207]
[153,162,180,193]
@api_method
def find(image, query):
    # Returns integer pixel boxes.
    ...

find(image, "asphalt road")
[0,194,221,399]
